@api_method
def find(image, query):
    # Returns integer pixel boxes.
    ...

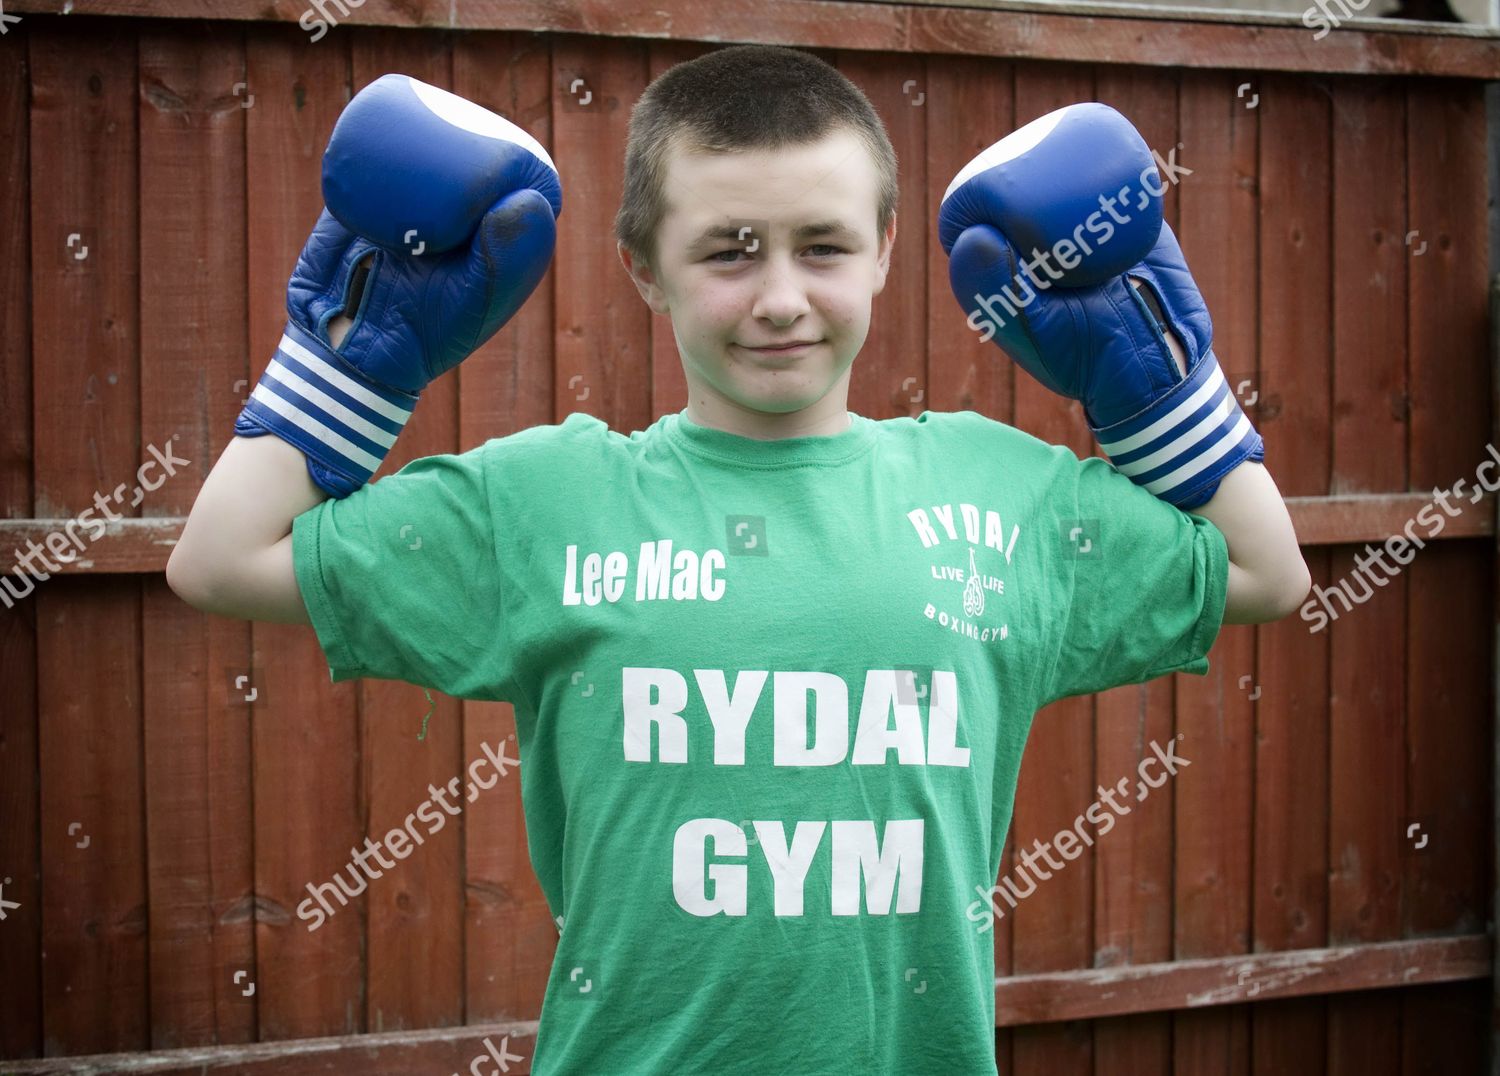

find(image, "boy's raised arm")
[1153,330,1309,624]
[938,102,1309,626]
[168,417,327,625]
[166,74,562,624]
[167,316,355,625]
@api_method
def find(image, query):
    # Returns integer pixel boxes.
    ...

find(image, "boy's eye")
[706,244,845,264]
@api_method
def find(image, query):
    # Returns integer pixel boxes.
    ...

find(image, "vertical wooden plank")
[1492,252,1500,1076]
[1399,983,1487,1074]
[29,19,148,1057]
[552,36,651,432]
[1006,56,1097,1076]
[349,27,464,1035]
[136,23,257,1049]
[1324,73,1408,1076]
[452,28,558,1025]
[924,54,1016,424]
[1402,77,1491,1075]
[1252,71,1333,1076]
[1172,65,1257,1076]
[0,4,31,511]
[1089,62,1179,1076]
[0,17,41,1061]
[836,50,926,423]
[644,40,714,423]
[243,25,362,1042]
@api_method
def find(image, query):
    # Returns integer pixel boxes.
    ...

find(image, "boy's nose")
[750,258,812,324]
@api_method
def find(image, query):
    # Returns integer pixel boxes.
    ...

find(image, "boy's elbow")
[165,545,216,611]
[1263,561,1313,623]
[1225,558,1312,625]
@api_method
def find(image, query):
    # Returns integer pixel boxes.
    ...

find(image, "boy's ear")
[618,242,670,315]
[871,212,898,297]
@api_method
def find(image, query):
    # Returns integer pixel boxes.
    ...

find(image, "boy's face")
[620,127,896,426]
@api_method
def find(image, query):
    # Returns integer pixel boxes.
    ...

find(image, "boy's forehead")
[660,128,878,236]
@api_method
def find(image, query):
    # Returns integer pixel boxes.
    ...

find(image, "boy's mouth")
[737,340,820,356]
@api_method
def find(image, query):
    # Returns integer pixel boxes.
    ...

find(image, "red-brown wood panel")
[1324,73,1408,1076]
[838,49,927,423]
[1252,71,1334,1076]
[923,53,1016,425]
[451,30,558,1027]
[0,17,41,1062]
[241,28,362,1042]
[9,0,1500,80]
[1172,65,1259,1076]
[1400,76,1491,1074]
[644,40,714,421]
[29,19,149,1057]
[1007,56,1099,1076]
[136,23,257,1049]
[551,36,652,433]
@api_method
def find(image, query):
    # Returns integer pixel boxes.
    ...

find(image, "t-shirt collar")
[664,407,877,466]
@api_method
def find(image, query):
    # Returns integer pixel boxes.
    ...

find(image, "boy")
[168,44,1308,1076]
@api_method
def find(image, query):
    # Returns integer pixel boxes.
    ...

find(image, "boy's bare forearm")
[1186,462,1309,624]
[167,314,355,623]
[166,434,323,623]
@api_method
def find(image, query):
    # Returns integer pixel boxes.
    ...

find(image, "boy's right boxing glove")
[235,74,563,498]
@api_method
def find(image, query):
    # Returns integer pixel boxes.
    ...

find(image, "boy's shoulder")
[469,408,1085,472]
[471,411,629,464]
[902,409,1084,467]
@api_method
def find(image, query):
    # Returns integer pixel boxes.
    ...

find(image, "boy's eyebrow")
[688,219,860,251]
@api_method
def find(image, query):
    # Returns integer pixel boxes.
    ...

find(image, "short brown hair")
[614,44,899,267]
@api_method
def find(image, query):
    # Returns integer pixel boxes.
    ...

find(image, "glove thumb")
[947,223,1078,399]
[463,188,559,345]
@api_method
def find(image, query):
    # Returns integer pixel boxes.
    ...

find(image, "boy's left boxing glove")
[939,103,1261,510]
[234,74,562,498]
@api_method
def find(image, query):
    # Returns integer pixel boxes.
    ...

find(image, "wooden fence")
[0,0,1495,1071]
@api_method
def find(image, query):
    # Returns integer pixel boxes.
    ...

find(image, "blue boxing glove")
[938,103,1262,509]
[235,74,562,498]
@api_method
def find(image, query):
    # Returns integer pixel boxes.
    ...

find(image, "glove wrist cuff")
[1088,348,1264,509]
[234,321,419,498]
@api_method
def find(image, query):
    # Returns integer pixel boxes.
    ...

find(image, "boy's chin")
[685,356,850,416]
[725,378,838,415]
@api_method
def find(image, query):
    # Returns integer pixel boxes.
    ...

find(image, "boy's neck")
[684,393,853,441]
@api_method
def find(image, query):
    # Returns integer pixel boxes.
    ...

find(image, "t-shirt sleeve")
[1036,452,1230,708]
[291,444,517,701]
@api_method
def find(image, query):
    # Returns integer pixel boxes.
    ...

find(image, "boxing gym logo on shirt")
[906,501,1018,646]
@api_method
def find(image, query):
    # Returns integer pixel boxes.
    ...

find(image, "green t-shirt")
[292,408,1228,1075]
